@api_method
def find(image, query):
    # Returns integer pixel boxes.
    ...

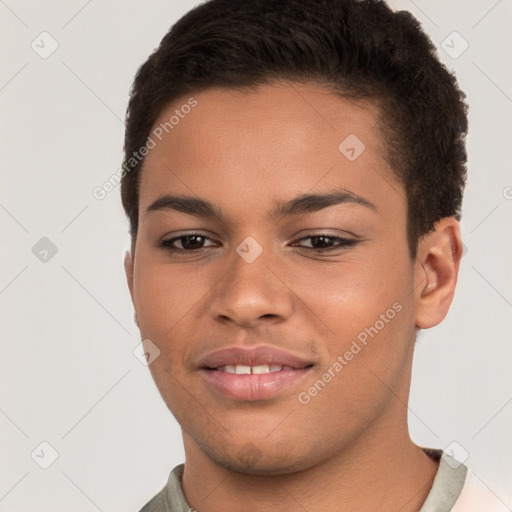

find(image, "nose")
[208,245,294,329]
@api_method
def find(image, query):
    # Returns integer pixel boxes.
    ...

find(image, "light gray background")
[1,0,511,510]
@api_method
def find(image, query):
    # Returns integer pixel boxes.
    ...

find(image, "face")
[125,82,447,475]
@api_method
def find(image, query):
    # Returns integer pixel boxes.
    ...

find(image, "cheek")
[297,250,415,405]
[291,253,412,338]
[132,257,204,337]
[134,263,197,411]
[132,257,216,388]
[296,303,414,438]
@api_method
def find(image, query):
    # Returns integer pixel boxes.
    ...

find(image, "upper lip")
[198,345,314,369]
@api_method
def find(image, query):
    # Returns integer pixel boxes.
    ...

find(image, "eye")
[158,233,360,254]
[159,233,218,252]
[292,234,360,251]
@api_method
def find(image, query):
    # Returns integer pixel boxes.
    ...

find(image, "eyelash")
[159,233,360,253]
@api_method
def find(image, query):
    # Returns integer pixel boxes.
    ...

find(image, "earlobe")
[414,218,463,329]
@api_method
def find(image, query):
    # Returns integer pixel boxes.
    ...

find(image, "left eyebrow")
[144,188,376,222]
[268,189,377,220]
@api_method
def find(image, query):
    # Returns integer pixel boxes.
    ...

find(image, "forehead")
[138,82,403,220]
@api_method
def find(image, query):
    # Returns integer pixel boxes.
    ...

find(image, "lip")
[200,367,312,401]
[198,345,314,401]
[198,345,313,369]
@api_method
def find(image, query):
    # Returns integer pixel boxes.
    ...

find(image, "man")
[120,1,497,510]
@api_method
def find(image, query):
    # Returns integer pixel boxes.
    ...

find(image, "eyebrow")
[145,188,376,222]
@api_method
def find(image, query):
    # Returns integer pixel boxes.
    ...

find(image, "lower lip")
[200,368,312,401]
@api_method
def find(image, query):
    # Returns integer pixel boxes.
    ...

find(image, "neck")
[180,410,439,512]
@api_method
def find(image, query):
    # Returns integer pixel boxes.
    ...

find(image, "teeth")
[219,364,284,374]
[252,365,271,374]
[235,365,251,375]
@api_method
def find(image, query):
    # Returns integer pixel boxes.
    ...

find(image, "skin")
[124,81,463,511]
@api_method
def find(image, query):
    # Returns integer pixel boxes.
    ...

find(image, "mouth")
[211,364,300,374]
[200,366,313,401]
[198,346,315,401]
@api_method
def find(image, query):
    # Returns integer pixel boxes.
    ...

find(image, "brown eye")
[293,235,359,251]
[160,233,217,252]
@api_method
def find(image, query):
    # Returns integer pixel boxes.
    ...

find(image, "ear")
[414,217,463,329]
[124,249,135,305]
[124,249,140,327]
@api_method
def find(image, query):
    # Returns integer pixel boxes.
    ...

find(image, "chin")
[198,437,324,476]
